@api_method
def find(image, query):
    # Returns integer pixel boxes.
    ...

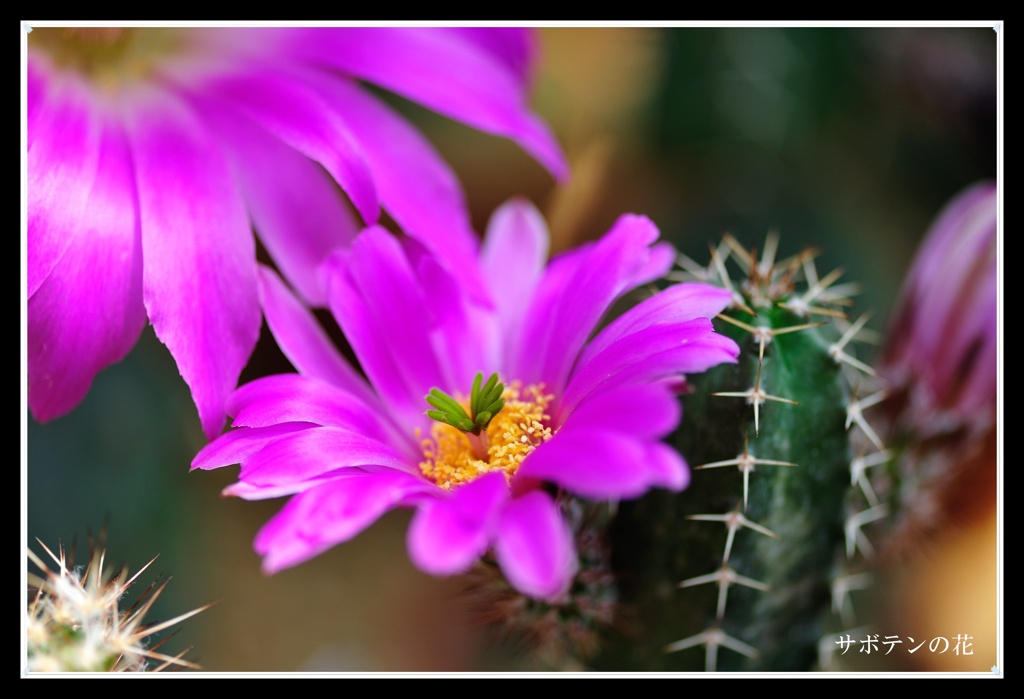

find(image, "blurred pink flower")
[872,181,998,553]
[27,27,566,439]
[192,199,739,600]
[879,180,997,436]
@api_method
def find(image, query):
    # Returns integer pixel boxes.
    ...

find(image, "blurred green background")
[25,25,999,673]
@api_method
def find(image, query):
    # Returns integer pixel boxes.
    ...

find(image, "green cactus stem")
[593,234,879,671]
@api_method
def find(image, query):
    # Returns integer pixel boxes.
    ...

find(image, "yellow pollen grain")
[419,382,554,490]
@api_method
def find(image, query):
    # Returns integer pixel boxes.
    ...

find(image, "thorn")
[716,315,825,365]
[776,300,848,319]
[846,389,887,450]
[680,565,770,620]
[845,504,889,559]
[722,233,754,273]
[831,349,879,376]
[829,311,878,376]
[689,503,778,564]
[674,252,714,282]
[710,245,755,316]
[769,321,829,337]
[665,626,759,672]
[832,311,872,351]
[757,230,780,278]
[818,282,861,306]
[798,257,860,306]
[715,313,773,365]
[850,449,891,506]
[696,436,796,511]
[831,573,873,628]
[713,382,798,439]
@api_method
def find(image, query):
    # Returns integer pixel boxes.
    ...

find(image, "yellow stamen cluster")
[419,382,554,490]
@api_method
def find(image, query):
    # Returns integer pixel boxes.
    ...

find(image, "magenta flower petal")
[27,114,145,422]
[226,374,406,451]
[579,282,735,363]
[447,27,537,84]
[258,266,378,407]
[517,430,687,499]
[221,428,418,503]
[404,243,495,388]
[187,66,380,226]
[494,491,578,601]
[123,84,261,440]
[559,320,740,419]
[255,470,437,574]
[408,472,508,576]
[201,198,736,599]
[480,198,550,347]
[560,383,681,440]
[27,75,102,298]
[191,423,313,472]
[513,213,662,394]
[203,102,361,308]
[298,74,487,302]
[285,28,568,181]
[27,27,562,433]
[906,183,996,363]
[26,58,49,150]
[629,240,677,289]
[951,270,997,413]
[323,228,449,431]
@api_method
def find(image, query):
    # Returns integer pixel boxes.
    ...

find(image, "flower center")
[419,382,554,490]
[28,28,186,93]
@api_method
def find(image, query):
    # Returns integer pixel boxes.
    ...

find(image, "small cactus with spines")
[591,232,891,672]
[26,537,210,673]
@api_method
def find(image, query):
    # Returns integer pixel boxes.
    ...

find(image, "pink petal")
[27,112,146,423]
[407,472,508,576]
[258,265,377,407]
[322,228,449,433]
[559,320,740,419]
[517,429,688,500]
[445,27,537,85]
[322,249,417,430]
[235,426,417,492]
[227,373,412,455]
[197,97,361,307]
[255,470,436,574]
[513,214,662,395]
[191,423,313,472]
[26,54,51,151]
[27,74,103,298]
[911,185,997,360]
[628,240,676,289]
[480,198,550,359]
[580,282,735,365]
[297,73,487,303]
[121,83,261,440]
[560,383,681,440]
[642,441,691,492]
[284,27,568,181]
[494,491,577,601]
[179,64,380,225]
[404,241,494,389]
[936,258,998,414]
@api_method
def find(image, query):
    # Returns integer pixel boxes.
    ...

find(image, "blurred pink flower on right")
[879,181,998,438]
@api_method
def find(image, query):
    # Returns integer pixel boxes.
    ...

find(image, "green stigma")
[425,372,506,435]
